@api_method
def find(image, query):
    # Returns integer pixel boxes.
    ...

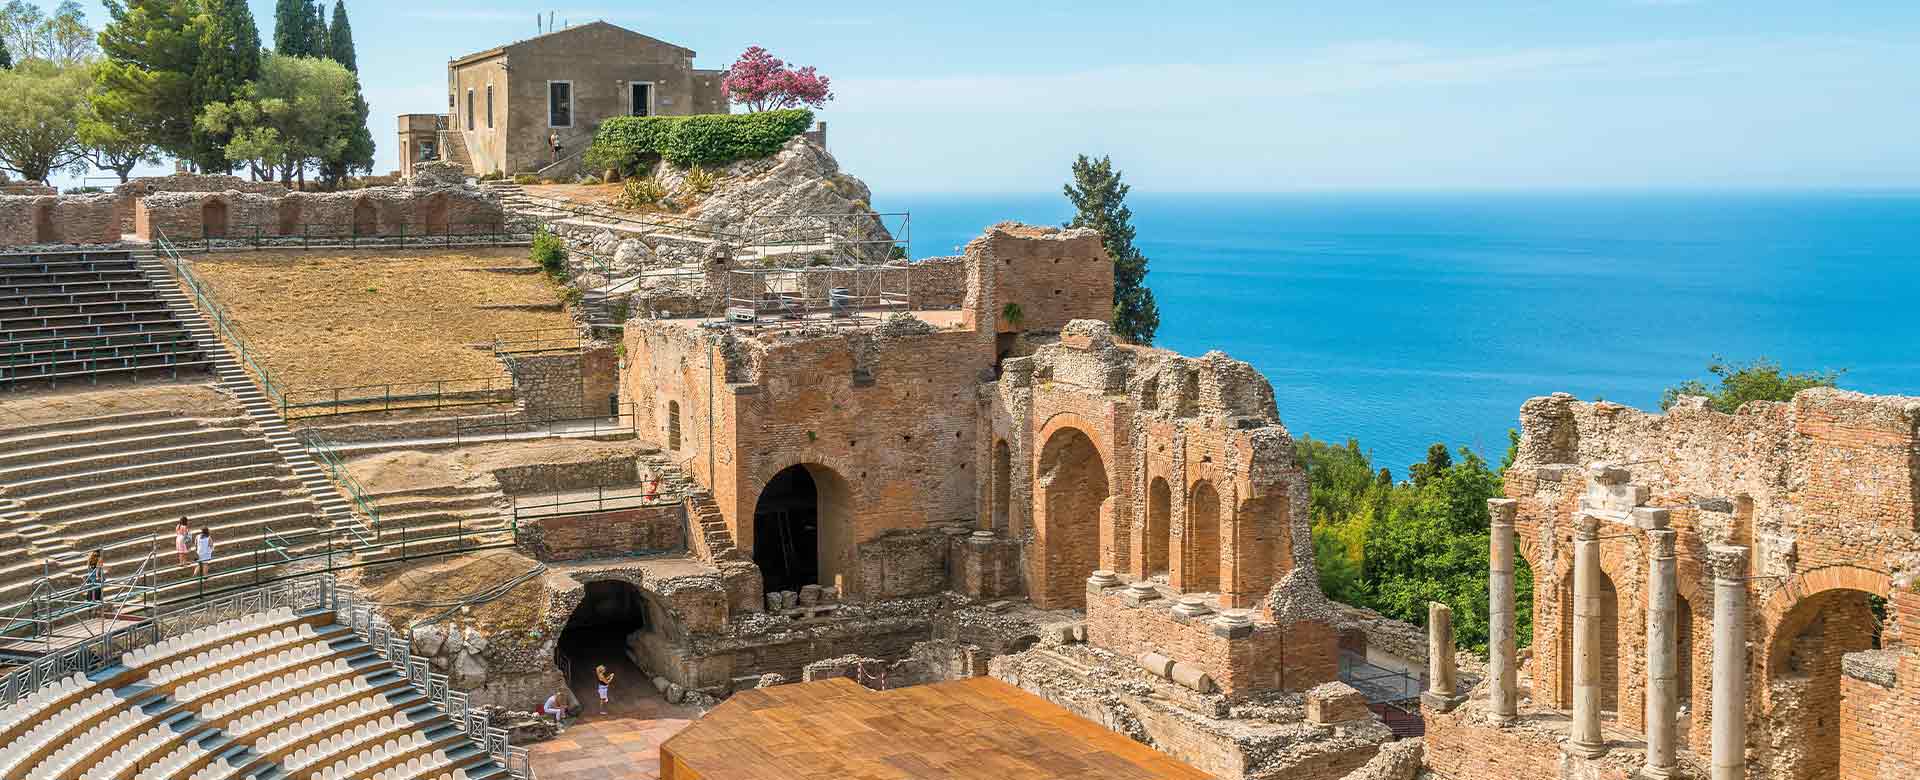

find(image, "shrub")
[617,177,667,210]
[683,166,717,194]
[531,229,568,280]
[479,171,505,182]
[513,173,539,185]
[584,109,814,173]
[576,174,602,185]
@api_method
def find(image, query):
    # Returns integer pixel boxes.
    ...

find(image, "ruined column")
[1643,528,1678,778]
[1422,601,1464,712]
[1709,544,1749,780]
[1487,498,1519,722]
[1569,512,1606,758]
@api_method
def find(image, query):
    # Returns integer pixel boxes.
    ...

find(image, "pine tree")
[326,0,354,70]
[272,0,308,54]
[302,1,326,58]
[1064,155,1160,345]
[189,0,261,171]
[96,0,204,161]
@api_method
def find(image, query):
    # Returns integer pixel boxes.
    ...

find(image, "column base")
[1420,691,1466,714]
[1636,764,1676,780]
[1567,740,1608,759]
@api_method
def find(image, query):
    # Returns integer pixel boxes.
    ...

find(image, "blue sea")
[876,192,1920,475]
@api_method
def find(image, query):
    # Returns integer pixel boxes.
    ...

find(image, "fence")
[451,402,637,445]
[304,436,384,542]
[509,484,677,524]
[492,327,585,355]
[182,218,539,252]
[0,576,537,780]
[280,376,515,420]
[153,230,289,412]
[1338,650,1424,703]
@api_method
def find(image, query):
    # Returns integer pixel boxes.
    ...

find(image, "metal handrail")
[302,436,382,543]
[152,230,289,412]
[510,484,677,522]
[279,376,514,419]
[185,218,540,252]
[451,402,637,444]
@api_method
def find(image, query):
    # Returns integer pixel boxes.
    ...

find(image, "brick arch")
[1178,478,1222,594]
[746,459,861,596]
[1754,564,1891,780]
[1759,564,1893,635]
[1032,422,1110,609]
[1033,411,1111,479]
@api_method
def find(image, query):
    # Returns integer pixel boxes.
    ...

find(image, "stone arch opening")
[752,464,854,595]
[1034,426,1107,609]
[1597,569,1621,717]
[201,198,229,239]
[276,198,301,235]
[992,440,1012,532]
[1764,587,1883,780]
[423,192,449,235]
[1184,480,1221,593]
[556,579,655,711]
[33,204,57,243]
[666,401,681,450]
[353,197,377,236]
[1145,477,1171,579]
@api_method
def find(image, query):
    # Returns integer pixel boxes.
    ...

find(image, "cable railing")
[450,402,637,445]
[153,229,289,412]
[178,218,539,252]
[492,327,586,355]
[509,484,677,524]
[279,376,515,420]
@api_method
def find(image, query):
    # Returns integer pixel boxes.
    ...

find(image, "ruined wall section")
[133,186,504,240]
[0,194,122,246]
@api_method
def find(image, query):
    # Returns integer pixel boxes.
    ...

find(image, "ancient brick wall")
[115,174,286,233]
[0,194,122,246]
[1498,389,1920,777]
[521,506,685,560]
[907,255,968,310]
[1423,706,1588,780]
[132,186,504,241]
[1086,587,1336,697]
[971,224,1113,333]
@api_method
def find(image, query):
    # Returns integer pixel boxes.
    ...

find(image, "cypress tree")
[1064,155,1161,345]
[0,38,12,69]
[303,1,327,58]
[272,0,308,54]
[190,0,262,171]
[326,0,354,71]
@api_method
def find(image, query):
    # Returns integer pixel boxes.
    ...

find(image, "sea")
[876,191,1920,475]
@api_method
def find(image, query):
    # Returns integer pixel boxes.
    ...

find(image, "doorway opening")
[555,580,654,714]
[754,465,820,593]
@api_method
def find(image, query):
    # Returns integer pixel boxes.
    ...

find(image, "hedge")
[585,109,815,173]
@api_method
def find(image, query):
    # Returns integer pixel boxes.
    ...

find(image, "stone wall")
[520,505,685,561]
[115,174,286,233]
[0,194,122,247]
[132,185,503,241]
[1085,586,1337,699]
[500,344,617,420]
[1836,588,1920,780]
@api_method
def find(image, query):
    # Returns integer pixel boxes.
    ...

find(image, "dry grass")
[0,382,234,428]
[190,248,572,391]
[361,549,548,631]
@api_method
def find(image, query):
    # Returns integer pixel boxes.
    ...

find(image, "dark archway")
[202,199,229,239]
[34,204,57,243]
[1597,570,1621,717]
[276,198,301,236]
[666,401,681,450]
[752,464,853,594]
[556,580,653,714]
[423,193,449,235]
[353,197,377,236]
[1185,480,1221,593]
[1035,426,1107,609]
[1145,477,1171,579]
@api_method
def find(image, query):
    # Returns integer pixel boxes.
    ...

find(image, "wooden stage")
[659,676,1212,779]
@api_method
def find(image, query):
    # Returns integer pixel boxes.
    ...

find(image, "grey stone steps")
[23,462,295,511]
[0,425,260,469]
[0,410,182,444]
[66,495,316,551]
[0,440,282,488]
[29,474,301,523]
[371,494,504,514]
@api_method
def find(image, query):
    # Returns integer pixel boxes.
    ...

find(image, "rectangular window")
[485,85,494,129]
[548,81,573,128]
[465,89,474,131]
[630,82,652,117]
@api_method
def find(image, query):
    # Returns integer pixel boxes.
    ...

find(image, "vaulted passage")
[555,580,654,715]
[202,199,229,238]
[1767,587,1883,780]
[1184,480,1221,593]
[1035,427,1107,609]
[754,465,820,594]
[1145,477,1171,579]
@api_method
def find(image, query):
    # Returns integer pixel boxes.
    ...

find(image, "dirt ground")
[358,548,550,631]
[348,439,647,496]
[0,382,237,428]
[187,248,572,391]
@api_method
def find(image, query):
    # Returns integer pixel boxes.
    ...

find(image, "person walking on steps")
[174,519,192,567]
[194,528,214,578]
[595,664,615,714]
[83,550,105,602]
[549,131,562,164]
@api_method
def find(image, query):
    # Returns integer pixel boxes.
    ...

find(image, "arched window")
[667,401,681,450]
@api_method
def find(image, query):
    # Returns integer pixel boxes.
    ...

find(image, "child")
[595,664,614,714]
[174,519,191,567]
[194,528,214,578]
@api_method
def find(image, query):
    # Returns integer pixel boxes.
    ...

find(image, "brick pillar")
[1570,512,1607,758]
[1644,527,1679,778]
[1488,498,1519,722]
[1709,544,1750,780]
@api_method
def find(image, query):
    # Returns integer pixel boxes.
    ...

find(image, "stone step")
[30,474,300,524]
[0,424,260,469]
[0,440,282,488]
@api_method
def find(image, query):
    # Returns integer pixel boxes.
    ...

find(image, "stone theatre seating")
[0,250,208,388]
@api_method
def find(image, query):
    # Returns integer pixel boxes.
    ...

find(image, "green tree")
[301,1,325,58]
[198,53,356,182]
[0,36,11,69]
[96,0,203,161]
[324,0,352,70]
[1660,355,1845,413]
[1,0,92,65]
[78,72,163,182]
[271,0,309,54]
[1064,154,1160,345]
[188,0,262,172]
[0,60,92,182]
[315,0,369,187]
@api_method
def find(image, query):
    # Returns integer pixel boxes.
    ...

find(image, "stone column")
[1569,512,1606,758]
[1422,601,1464,712]
[1644,528,1679,778]
[1709,544,1750,780]
[1487,498,1519,722]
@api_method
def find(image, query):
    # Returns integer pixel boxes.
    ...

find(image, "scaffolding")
[723,264,912,325]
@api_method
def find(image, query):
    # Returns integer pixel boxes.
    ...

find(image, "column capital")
[1488,498,1518,526]
[1574,512,1601,540]
[1706,544,1748,581]
[1648,528,1677,559]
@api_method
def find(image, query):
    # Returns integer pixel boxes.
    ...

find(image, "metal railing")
[509,484,677,523]
[182,219,539,252]
[451,402,637,444]
[303,435,383,543]
[153,230,289,412]
[280,376,515,420]
[492,327,586,355]
[1338,650,1425,704]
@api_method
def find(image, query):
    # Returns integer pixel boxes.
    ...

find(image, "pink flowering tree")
[722,46,834,112]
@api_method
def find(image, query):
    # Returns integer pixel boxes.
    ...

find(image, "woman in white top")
[193,528,214,578]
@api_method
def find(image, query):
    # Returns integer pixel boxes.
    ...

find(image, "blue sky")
[52,0,1920,192]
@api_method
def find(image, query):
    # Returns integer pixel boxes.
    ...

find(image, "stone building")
[399,22,727,179]
[1422,389,1920,780]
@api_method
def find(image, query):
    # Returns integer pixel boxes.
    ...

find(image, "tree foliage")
[1,0,95,66]
[189,0,262,171]
[325,0,353,70]
[0,60,92,182]
[586,109,814,172]
[97,0,205,161]
[1065,155,1160,345]
[78,76,162,182]
[197,53,356,181]
[721,46,832,112]
[315,0,370,184]
[1297,436,1530,653]
[1660,355,1846,413]
[271,0,308,54]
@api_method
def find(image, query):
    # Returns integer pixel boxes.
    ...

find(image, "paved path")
[529,632,700,780]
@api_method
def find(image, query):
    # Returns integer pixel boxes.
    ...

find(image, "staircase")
[363,484,513,558]
[438,129,474,175]
[133,252,363,541]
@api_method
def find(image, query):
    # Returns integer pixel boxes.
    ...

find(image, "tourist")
[542,691,570,725]
[549,131,562,163]
[643,470,659,502]
[595,664,614,714]
[194,528,214,578]
[83,551,105,602]
[174,519,192,566]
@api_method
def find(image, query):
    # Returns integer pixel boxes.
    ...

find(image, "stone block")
[1305,681,1370,724]
[1169,662,1217,693]
[1138,652,1175,678]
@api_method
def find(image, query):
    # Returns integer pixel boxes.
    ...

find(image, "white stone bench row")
[313,743,451,780]
[85,719,197,780]
[236,680,383,747]
[0,689,119,775]
[284,718,427,773]
[125,607,301,670]
[349,750,464,780]
[168,643,335,704]
[200,658,355,721]
[0,672,92,733]
[132,737,214,780]
[146,622,319,684]
[23,702,148,780]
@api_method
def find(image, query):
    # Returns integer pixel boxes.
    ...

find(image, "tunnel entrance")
[555,580,653,714]
[754,465,820,594]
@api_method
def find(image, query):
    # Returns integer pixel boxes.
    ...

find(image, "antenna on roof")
[548,11,555,32]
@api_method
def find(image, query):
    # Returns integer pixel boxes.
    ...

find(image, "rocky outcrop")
[658,136,893,264]
[408,160,471,188]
